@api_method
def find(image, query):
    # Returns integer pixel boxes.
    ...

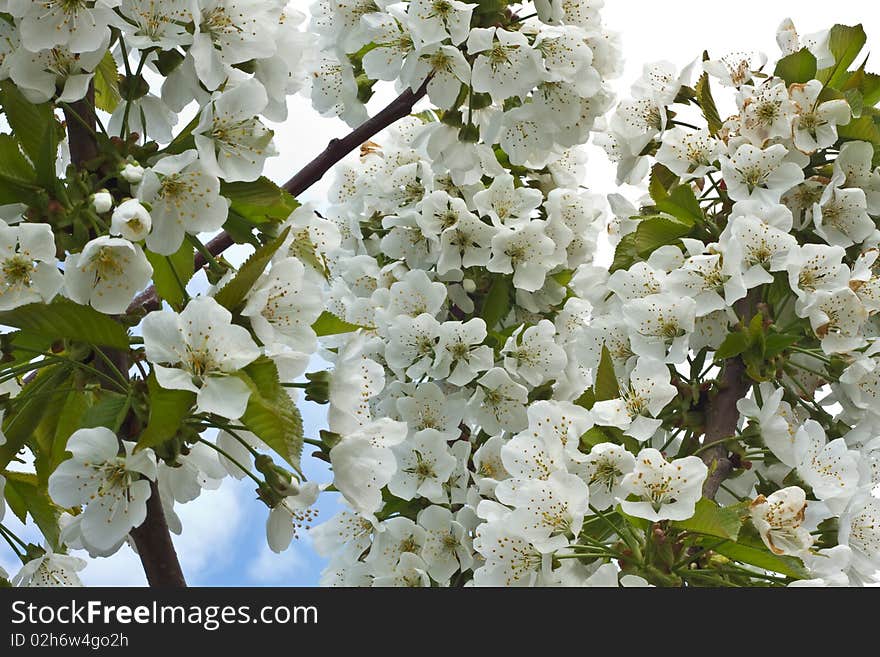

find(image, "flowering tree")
[0,1,878,589]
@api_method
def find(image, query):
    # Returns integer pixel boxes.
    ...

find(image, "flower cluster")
[2,1,879,590]
[311,17,880,587]
[590,18,880,585]
[0,1,327,584]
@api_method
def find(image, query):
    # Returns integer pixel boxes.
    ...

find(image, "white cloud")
[79,545,147,587]
[170,477,248,582]
[246,536,312,585]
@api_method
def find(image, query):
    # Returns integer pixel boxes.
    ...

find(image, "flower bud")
[91,189,113,214]
[110,198,152,242]
[120,162,145,184]
[462,278,477,293]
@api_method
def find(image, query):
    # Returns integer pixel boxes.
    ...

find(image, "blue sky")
[4,2,879,586]
[1,399,338,586]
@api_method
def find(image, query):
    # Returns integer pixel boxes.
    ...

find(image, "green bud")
[304,371,331,404]
[119,74,150,101]
[458,123,480,142]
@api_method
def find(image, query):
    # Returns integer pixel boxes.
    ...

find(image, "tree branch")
[700,293,759,499]
[62,86,99,165]
[128,81,429,314]
[192,80,431,270]
[700,356,749,499]
[129,481,187,587]
[62,84,187,586]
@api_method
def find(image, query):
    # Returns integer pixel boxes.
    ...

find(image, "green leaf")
[312,310,367,337]
[574,387,595,411]
[80,390,131,432]
[0,366,70,470]
[860,73,880,106]
[135,374,196,452]
[163,112,201,155]
[93,51,122,113]
[648,163,678,203]
[214,227,290,312]
[2,471,62,549]
[49,389,90,473]
[764,333,800,359]
[715,332,750,360]
[610,215,692,272]
[695,72,723,136]
[0,133,37,190]
[0,330,53,368]
[0,80,61,187]
[774,48,818,85]
[712,527,809,579]
[672,498,743,540]
[610,232,640,273]
[817,24,867,88]
[633,216,692,254]
[844,88,864,119]
[221,177,299,226]
[551,269,574,287]
[594,345,620,402]
[0,299,130,349]
[837,110,880,147]
[481,276,513,331]
[145,242,194,311]
[654,185,701,225]
[240,357,303,470]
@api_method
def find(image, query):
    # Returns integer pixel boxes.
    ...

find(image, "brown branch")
[700,356,749,499]
[281,79,431,197]
[700,293,760,499]
[63,83,187,586]
[128,81,430,314]
[130,481,187,587]
[62,86,100,165]
[193,80,431,270]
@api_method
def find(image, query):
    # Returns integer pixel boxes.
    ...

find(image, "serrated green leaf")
[0,133,37,190]
[711,526,809,579]
[594,345,620,402]
[655,185,701,225]
[214,227,290,312]
[80,390,131,432]
[135,373,196,452]
[610,215,693,273]
[145,242,194,311]
[481,276,512,331]
[0,80,61,187]
[221,177,285,206]
[672,498,743,540]
[240,357,303,471]
[648,163,678,203]
[312,310,368,337]
[162,113,200,155]
[2,470,62,549]
[837,111,880,147]
[49,389,90,474]
[843,88,864,118]
[0,366,70,470]
[695,72,723,136]
[817,24,867,88]
[0,299,130,349]
[774,48,818,85]
[610,232,640,273]
[860,73,880,106]
[715,332,750,360]
[0,330,53,368]
[764,333,800,359]
[94,51,122,113]
[221,177,299,226]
